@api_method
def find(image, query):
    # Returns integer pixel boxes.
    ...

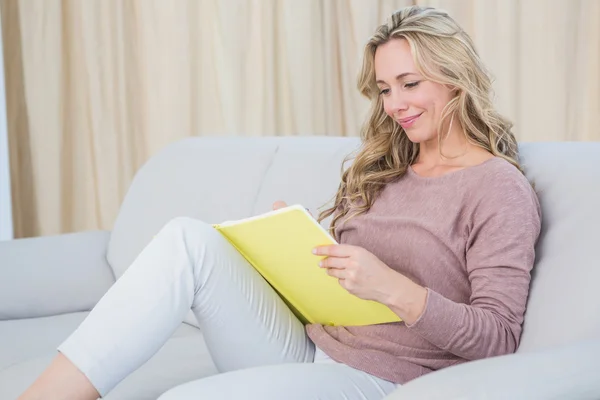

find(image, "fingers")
[325,266,345,279]
[272,201,315,219]
[319,256,351,292]
[325,269,350,293]
[318,256,346,269]
[313,244,354,257]
[272,200,288,210]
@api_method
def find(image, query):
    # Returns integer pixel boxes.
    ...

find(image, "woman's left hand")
[313,244,428,323]
[313,244,398,304]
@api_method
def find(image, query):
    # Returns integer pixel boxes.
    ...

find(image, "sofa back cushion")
[251,137,361,224]
[108,137,275,278]
[107,136,360,279]
[516,142,600,352]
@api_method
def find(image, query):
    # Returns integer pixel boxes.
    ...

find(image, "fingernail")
[312,248,317,254]
[318,261,323,267]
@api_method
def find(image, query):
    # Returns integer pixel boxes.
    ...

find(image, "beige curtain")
[2,0,598,238]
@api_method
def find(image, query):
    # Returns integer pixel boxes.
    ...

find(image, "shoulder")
[467,157,541,228]
[471,157,537,203]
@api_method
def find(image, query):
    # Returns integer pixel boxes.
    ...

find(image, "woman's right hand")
[272,200,288,211]
[272,200,313,218]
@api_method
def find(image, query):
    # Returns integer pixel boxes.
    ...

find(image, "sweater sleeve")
[406,173,542,361]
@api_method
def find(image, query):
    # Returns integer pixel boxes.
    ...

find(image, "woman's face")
[374,38,455,144]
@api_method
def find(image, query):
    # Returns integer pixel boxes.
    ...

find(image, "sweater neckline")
[406,156,502,182]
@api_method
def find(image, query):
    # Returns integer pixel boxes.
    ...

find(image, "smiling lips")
[397,113,422,128]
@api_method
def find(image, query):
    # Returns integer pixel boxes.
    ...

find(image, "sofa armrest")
[385,339,600,400]
[0,231,115,320]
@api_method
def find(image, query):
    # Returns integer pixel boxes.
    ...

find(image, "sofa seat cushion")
[0,312,217,399]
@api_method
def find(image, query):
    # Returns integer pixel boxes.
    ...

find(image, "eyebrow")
[375,72,417,85]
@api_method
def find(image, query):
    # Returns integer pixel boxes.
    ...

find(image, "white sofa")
[1,136,599,399]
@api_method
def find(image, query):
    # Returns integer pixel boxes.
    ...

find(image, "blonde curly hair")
[317,5,523,239]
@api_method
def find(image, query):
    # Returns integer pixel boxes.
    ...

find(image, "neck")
[416,121,472,166]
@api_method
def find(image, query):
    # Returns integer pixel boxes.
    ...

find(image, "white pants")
[58,217,398,399]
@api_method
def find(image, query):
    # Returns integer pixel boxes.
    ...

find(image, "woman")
[20,5,541,400]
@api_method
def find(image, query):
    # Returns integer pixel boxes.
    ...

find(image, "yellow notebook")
[212,204,401,327]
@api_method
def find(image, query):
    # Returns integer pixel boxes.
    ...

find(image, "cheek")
[428,88,454,119]
[410,93,430,112]
[382,100,395,118]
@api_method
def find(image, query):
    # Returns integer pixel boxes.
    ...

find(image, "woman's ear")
[445,84,459,95]
[452,87,462,100]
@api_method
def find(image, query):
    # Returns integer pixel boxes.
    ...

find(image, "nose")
[387,90,409,116]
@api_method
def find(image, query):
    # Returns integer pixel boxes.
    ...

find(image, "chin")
[403,129,436,144]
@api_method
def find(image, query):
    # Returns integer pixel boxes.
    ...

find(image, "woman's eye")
[404,81,420,89]
[379,88,390,95]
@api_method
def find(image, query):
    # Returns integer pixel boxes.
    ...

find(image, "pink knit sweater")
[306,157,542,384]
